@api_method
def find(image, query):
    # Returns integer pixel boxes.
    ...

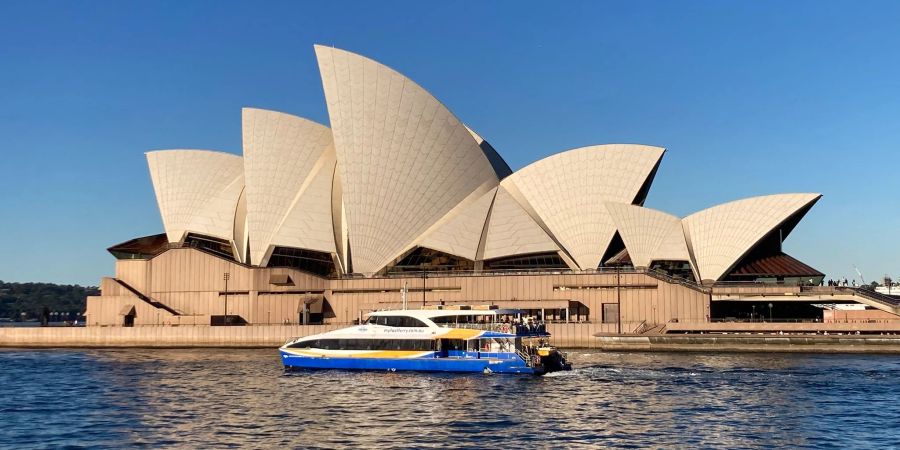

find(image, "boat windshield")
[365,315,429,328]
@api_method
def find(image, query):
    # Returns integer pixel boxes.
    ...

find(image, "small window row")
[290,338,435,351]
[365,315,429,328]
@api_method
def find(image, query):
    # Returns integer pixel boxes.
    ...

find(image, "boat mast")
[401,281,408,310]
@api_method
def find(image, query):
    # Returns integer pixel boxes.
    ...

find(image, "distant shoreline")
[0,322,84,328]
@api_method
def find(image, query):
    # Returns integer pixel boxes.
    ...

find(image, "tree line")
[0,280,98,321]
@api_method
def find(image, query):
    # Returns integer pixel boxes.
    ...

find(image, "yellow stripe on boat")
[436,329,482,340]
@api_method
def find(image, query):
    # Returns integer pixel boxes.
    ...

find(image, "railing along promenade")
[373,266,654,279]
[710,281,900,311]
[435,321,550,336]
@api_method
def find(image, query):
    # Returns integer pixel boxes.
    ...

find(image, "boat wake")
[542,368,582,378]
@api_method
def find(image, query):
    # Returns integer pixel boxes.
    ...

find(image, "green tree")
[0,280,99,320]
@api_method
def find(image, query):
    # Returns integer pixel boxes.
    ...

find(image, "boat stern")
[534,347,572,374]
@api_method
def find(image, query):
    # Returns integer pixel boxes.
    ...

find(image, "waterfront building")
[86,46,900,333]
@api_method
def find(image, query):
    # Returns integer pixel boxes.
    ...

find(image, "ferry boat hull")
[280,350,538,374]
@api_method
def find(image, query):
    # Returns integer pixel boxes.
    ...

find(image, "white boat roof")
[282,322,523,345]
[366,308,525,320]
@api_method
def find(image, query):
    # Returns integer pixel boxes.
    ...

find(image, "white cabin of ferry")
[362,307,552,337]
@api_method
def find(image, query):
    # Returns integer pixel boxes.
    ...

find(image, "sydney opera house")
[88,45,887,333]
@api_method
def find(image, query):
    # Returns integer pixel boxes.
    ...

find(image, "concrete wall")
[115,259,152,293]
[87,248,710,333]
[8,324,900,350]
[89,249,329,326]
[327,271,709,334]
[85,294,207,327]
[0,324,604,348]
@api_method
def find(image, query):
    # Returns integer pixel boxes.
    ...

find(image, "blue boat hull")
[280,351,538,374]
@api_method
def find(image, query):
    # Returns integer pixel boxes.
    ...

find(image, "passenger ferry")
[279,307,572,375]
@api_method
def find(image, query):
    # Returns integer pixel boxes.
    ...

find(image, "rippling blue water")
[1,349,898,449]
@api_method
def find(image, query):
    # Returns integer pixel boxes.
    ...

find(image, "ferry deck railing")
[435,322,550,337]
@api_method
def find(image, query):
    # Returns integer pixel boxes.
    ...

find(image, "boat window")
[432,315,494,325]
[289,339,317,349]
[431,316,458,325]
[365,315,428,328]
[441,339,466,351]
[290,338,434,351]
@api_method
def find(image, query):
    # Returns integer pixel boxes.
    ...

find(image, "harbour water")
[1,349,898,448]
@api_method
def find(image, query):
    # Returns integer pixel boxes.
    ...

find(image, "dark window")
[431,315,484,325]
[649,260,696,281]
[482,252,568,271]
[598,232,627,268]
[365,315,428,328]
[268,247,337,277]
[602,303,619,324]
[431,316,459,325]
[441,339,466,351]
[385,247,475,273]
[108,233,170,260]
[307,313,324,325]
[290,338,433,351]
[290,339,316,349]
[183,234,236,261]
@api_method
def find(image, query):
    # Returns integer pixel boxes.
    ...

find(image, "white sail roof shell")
[315,45,500,275]
[682,193,822,282]
[605,203,692,268]
[501,144,664,269]
[146,150,244,244]
[242,108,337,265]
[482,187,560,260]
[138,46,825,280]
[417,186,496,261]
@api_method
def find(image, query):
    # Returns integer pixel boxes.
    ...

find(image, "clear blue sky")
[1,0,898,286]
